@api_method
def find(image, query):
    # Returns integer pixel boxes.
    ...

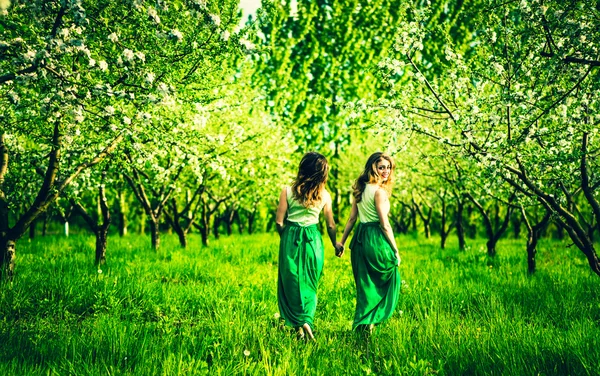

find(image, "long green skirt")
[349,222,400,329]
[278,221,324,329]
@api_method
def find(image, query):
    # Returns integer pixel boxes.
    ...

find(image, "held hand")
[335,243,345,258]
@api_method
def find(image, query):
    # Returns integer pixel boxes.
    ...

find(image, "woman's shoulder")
[374,186,389,199]
[321,188,332,201]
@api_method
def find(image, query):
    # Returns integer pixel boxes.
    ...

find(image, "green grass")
[0,232,598,375]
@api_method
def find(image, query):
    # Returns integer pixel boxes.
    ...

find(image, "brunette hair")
[352,152,394,203]
[291,152,329,207]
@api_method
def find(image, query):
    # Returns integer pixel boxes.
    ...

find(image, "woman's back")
[286,186,328,226]
[357,184,380,223]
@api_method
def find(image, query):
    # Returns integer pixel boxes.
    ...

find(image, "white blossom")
[169,29,183,42]
[108,32,118,43]
[8,92,19,104]
[104,106,115,116]
[98,60,108,71]
[239,38,255,51]
[135,51,145,62]
[221,30,230,41]
[209,14,221,27]
[123,48,134,61]
[123,116,131,125]
[148,7,160,23]
[157,82,169,94]
[24,50,36,62]
[146,72,155,84]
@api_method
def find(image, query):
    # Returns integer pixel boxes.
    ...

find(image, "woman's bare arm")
[375,189,401,265]
[322,192,337,249]
[339,200,358,250]
[275,188,288,236]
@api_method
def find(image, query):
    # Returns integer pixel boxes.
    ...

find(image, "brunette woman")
[275,152,340,340]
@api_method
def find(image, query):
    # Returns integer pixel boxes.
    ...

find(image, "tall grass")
[0,233,598,375]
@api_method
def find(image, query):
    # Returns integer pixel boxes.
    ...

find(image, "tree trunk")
[248,210,255,234]
[29,219,36,240]
[72,179,111,265]
[413,199,432,238]
[410,203,417,232]
[235,210,243,234]
[455,199,466,251]
[512,212,521,239]
[213,215,221,240]
[466,193,514,257]
[150,219,160,250]
[177,229,187,248]
[440,198,451,249]
[95,229,108,265]
[486,238,497,257]
[118,190,127,237]
[200,225,209,246]
[0,238,15,280]
[42,214,48,236]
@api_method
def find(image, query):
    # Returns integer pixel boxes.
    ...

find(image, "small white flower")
[108,32,118,43]
[98,60,108,71]
[157,82,169,94]
[273,312,280,319]
[146,72,155,84]
[8,92,19,104]
[24,50,36,62]
[221,30,230,41]
[169,29,183,42]
[97,269,103,274]
[239,38,255,51]
[148,7,160,23]
[123,116,131,125]
[0,0,11,11]
[135,51,145,62]
[74,114,84,123]
[123,49,134,61]
[243,350,250,357]
[209,14,221,27]
[104,105,115,116]
[193,0,207,8]
[88,58,96,67]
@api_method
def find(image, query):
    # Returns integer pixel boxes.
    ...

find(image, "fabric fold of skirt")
[278,221,324,328]
[350,222,400,329]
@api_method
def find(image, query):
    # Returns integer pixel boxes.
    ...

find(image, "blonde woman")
[337,152,401,332]
[275,152,340,340]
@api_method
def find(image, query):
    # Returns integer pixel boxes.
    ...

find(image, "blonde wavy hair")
[352,152,394,203]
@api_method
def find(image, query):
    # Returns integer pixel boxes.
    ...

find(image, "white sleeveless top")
[286,186,329,226]
[357,184,381,223]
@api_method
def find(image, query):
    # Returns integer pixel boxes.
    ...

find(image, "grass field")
[0,232,598,375]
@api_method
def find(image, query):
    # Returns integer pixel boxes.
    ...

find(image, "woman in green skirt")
[337,152,401,332]
[275,152,340,340]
